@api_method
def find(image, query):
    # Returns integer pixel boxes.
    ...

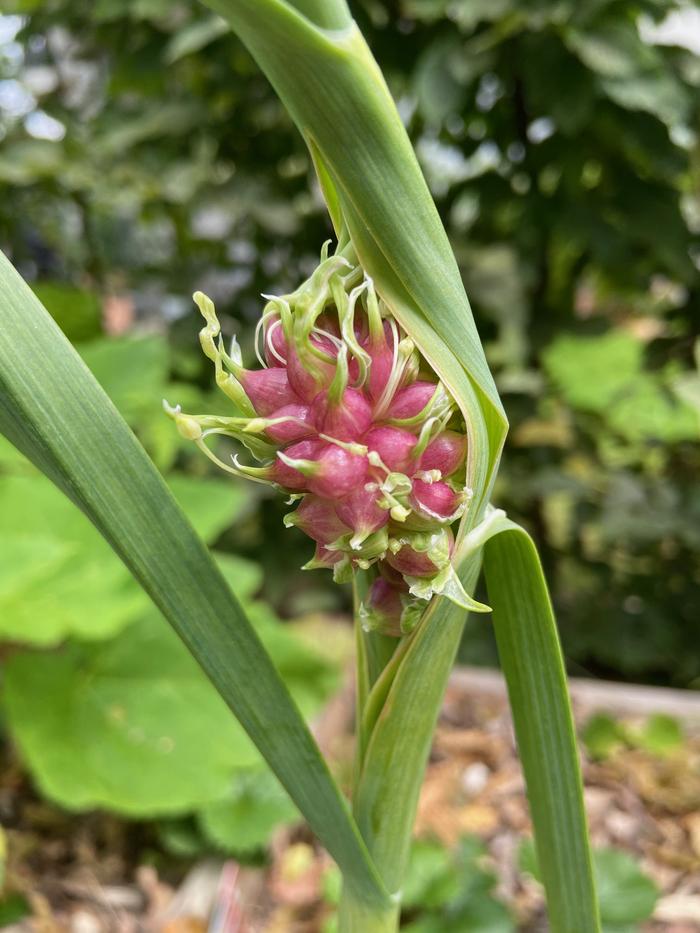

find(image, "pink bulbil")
[410,480,461,520]
[286,335,338,401]
[291,495,350,545]
[364,320,395,400]
[386,528,454,578]
[265,403,314,444]
[312,387,373,441]
[273,438,322,490]
[364,425,417,473]
[263,317,288,367]
[418,430,467,477]
[307,444,368,499]
[241,368,299,417]
[335,485,388,538]
[386,380,438,422]
[365,577,406,636]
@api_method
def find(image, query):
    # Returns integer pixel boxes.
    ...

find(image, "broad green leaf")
[606,376,698,443]
[543,333,698,442]
[402,837,512,933]
[0,471,250,645]
[198,766,298,853]
[484,528,599,933]
[0,474,146,645]
[4,607,335,816]
[168,474,253,542]
[581,714,627,761]
[400,839,455,910]
[542,332,642,413]
[634,713,683,757]
[594,849,658,928]
[78,335,169,422]
[215,552,262,602]
[0,251,389,908]
[3,614,261,815]
[520,841,658,931]
[32,282,102,344]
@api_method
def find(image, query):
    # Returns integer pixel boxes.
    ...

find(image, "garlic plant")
[167,250,487,638]
[0,1,601,931]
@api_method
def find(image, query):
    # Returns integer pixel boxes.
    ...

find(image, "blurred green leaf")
[595,848,659,928]
[0,474,146,645]
[79,336,169,422]
[635,714,683,757]
[413,37,471,125]
[215,552,262,601]
[581,713,627,760]
[566,21,658,80]
[3,613,261,814]
[520,841,658,931]
[4,604,336,815]
[164,15,229,63]
[401,836,513,932]
[0,141,65,185]
[168,474,253,542]
[95,104,200,156]
[543,332,642,413]
[0,471,250,645]
[401,839,455,910]
[198,766,298,853]
[32,283,102,343]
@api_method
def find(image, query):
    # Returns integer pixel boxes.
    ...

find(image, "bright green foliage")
[4,613,262,814]
[31,283,102,343]
[4,604,334,815]
[543,333,698,442]
[400,837,512,933]
[594,849,660,930]
[520,841,659,933]
[0,470,250,645]
[582,712,684,760]
[634,713,684,756]
[198,767,298,853]
[543,333,644,414]
[581,714,628,760]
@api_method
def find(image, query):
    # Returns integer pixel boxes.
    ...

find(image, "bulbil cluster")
[167,249,474,636]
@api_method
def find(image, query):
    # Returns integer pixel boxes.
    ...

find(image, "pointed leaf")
[484,526,600,933]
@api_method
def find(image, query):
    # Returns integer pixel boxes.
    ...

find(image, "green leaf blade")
[484,527,600,933]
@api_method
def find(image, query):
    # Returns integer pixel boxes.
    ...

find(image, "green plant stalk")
[337,891,400,933]
[350,559,482,893]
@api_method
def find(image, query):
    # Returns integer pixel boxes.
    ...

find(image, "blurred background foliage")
[0,0,699,846]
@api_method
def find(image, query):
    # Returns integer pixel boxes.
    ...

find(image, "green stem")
[337,886,400,933]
